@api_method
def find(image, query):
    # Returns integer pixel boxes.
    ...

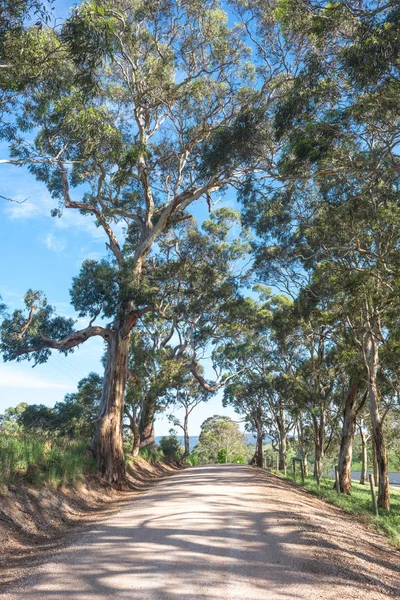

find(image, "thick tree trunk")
[365,333,389,510]
[359,422,369,485]
[312,413,325,486]
[297,416,308,476]
[372,437,379,487]
[277,404,287,471]
[255,418,263,468]
[92,332,129,486]
[338,379,359,494]
[130,414,141,457]
[139,396,156,449]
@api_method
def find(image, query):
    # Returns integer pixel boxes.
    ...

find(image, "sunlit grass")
[0,434,98,487]
[275,470,400,547]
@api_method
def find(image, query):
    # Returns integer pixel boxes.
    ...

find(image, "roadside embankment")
[0,456,180,586]
[266,469,400,547]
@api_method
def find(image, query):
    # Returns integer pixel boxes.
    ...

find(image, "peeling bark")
[91,331,130,486]
[337,379,359,494]
[365,332,389,509]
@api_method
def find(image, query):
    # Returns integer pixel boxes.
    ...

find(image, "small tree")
[196,415,247,464]
[168,377,209,460]
[159,434,183,462]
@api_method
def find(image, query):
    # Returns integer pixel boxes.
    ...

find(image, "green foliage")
[0,434,97,487]
[0,373,102,439]
[196,415,247,464]
[0,290,75,365]
[185,452,200,467]
[70,260,118,320]
[159,434,183,461]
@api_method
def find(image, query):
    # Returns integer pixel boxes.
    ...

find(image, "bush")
[185,452,199,466]
[159,435,183,461]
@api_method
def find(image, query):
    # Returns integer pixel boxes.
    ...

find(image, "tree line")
[0,1,399,510]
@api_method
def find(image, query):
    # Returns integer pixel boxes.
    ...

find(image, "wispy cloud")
[0,364,71,390]
[43,232,67,253]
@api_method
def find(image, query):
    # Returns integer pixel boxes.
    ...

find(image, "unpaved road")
[1,465,399,600]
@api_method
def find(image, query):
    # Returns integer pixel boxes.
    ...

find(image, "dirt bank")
[0,457,180,587]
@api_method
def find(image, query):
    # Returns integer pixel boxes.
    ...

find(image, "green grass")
[0,434,98,487]
[351,461,399,471]
[138,446,164,464]
[276,470,400,547]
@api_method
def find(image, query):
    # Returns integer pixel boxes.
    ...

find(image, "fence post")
[292,458,296,481]
[300,460,305,484]
[335,466,340,495]
[276,455,279,471]
[369,474,379,516]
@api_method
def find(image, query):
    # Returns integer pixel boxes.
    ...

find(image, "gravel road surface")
[2,465,399,600]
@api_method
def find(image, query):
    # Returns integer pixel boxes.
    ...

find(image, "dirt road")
[2,465,399,599]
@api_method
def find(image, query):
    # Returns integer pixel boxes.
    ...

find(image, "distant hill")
[155,433,265,452]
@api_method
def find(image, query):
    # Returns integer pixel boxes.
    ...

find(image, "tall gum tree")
[0,0,264,484]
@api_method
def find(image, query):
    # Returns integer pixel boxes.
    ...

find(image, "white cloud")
[0,364,71,390]
[43,232,67,253]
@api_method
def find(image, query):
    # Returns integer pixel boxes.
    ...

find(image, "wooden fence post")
[292,458,296,481]
[335,466,340,495]
[300,460,305,484]
[276,455,279,471]
[369,474,379,516]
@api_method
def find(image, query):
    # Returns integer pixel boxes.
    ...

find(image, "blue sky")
[0,0,244,434]
[0,156,241,435]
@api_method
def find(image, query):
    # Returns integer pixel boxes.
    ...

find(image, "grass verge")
[273,470,400,547]
[0,434,97,487]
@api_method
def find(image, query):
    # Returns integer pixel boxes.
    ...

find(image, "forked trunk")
[338,379,359,494]
[92,332,129,486]
[365,333,389,510]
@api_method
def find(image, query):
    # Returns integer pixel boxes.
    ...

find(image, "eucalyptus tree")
[0,1,64,144]
[0,0,267,484]
[196,415,247,464]
[223,378,268,468]
[124,207,250,453]
[168,376,209,460]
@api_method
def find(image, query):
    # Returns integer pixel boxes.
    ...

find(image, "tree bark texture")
[365,333,389,510]
[277,405,287,471]
[255,416,263,468]
[130,414,141,457]
[183,412,190,460]
[312,412,325,485]
[139,396,156,449]
[91,332,129,486]
[338,379,359,494]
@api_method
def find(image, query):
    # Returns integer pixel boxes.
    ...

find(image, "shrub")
[159,435,183,461]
